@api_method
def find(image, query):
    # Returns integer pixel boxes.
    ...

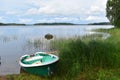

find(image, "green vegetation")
[0,23,25,26]
[0,22,112,26]
[34,22,112,25]
[0,23,4,25]
[88,22,111,25]
[6,28,120,80]
[106,0,120,28]
[34,22,76,25]
[0,22,76,26]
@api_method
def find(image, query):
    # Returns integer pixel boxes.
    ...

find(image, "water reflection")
[23,37,54,54]
[0,56,1,65]
[0,35,18,43]
[87,32,111,39]
[27,37,42,48]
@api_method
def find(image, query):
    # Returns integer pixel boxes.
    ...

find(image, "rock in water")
[45,33,53,40]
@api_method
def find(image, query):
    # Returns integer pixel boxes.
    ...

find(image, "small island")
[33,22,76,25]
[0,23,26,26]
[87,22,111,25]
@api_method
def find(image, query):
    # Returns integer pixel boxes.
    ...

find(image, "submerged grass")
[6,28,120,80]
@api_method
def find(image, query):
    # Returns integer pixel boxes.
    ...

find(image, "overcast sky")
[0,0,109,24]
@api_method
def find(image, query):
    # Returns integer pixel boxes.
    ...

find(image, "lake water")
[0,25,113,75]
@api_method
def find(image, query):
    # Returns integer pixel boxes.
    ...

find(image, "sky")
[0,0,109,24]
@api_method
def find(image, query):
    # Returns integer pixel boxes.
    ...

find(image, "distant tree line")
[0,23,25,26]
[0,22,112,26]
[34,22,75,25]
[87,22,111,25]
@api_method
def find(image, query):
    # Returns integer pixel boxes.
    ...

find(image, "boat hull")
[19,52,59,76]
[22,62,58,76]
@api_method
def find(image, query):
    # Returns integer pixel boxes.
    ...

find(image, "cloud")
[86,16,108,22]
[0,17,3,20]
[0,16,5,22]
[86,0,107,15]
[86,16,102,21]
[37,17,80,23]
[0,0,23,11]
[54,17,79,21]
[87,6,104,15]
[27,8,38,15]
[26,0,89,15]
[0,0,108,23]
[26,0,107,16]
[37,19,55,23]
[18,18,33,23]
[6,11,18,15]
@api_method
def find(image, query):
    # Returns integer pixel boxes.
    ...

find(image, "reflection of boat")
[19,52,59,76]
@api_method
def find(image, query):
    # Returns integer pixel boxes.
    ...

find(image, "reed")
[52,38,119,77]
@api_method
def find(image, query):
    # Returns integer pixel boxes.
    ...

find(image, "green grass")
[6,68,120,80]
[6,28,120,80]
[77,68,120,80]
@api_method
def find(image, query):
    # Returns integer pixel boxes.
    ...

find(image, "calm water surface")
[0,25,113,75]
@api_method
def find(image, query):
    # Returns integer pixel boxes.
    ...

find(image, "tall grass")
[51,38,119,78]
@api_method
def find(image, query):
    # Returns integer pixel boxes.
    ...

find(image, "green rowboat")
[19,52,59,76]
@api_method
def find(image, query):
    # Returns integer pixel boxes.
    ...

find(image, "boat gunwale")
[19,52,59,67]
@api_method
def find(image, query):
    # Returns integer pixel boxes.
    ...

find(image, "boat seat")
[32,60,42,65]
[25,56,43,62]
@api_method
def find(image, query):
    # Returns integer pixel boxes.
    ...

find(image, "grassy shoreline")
[4,28,120,80]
